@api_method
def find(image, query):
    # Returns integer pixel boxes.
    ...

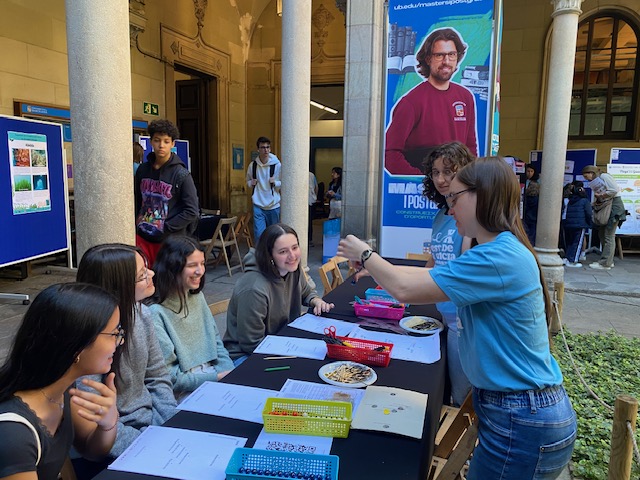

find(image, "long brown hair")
[455,157,553,327]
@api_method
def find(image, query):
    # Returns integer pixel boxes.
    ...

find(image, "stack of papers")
[254,335,327,360]
[348,326,441,364]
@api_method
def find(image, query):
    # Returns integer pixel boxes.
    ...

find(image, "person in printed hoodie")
[134,119,199,267]
[247,136,282,242]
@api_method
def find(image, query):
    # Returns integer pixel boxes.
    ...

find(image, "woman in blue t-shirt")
[339,157,576,480]
[421,142,474,406]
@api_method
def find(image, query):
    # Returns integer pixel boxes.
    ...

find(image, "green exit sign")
[143,102,159,116]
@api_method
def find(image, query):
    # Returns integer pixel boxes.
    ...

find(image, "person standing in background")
[523,164,540,246]
[562,181,592,268]
[134,119,199,267]
[308,172,318,247]
[326,167,342,219]
[581,165,626,270]
[247,137,282,242]
[133,142,144,175]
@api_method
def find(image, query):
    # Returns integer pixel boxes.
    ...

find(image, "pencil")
[264,366,291,372]
[264,356,297,360]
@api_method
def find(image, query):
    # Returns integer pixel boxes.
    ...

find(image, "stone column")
[536,0,583,284]
[342,0,385,246]
[65,0,134,261]
[280,0,312,263]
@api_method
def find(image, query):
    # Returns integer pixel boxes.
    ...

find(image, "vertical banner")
[380,0,500,257]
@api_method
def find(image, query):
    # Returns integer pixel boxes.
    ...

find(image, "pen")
[264,366,291,372]
[264,356,297,360]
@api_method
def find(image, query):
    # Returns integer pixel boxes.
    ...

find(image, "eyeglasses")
[100,325,126,347]
[431,51,458,61]
[428,169,456,180]
[444,188,475,209]
[135,267,149,284]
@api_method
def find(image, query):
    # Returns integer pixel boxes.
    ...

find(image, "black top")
[0,393,73,480]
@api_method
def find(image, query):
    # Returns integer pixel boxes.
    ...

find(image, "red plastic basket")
[326,336,394,367]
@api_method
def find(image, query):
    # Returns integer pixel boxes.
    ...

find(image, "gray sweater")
[223,249,320,359]
[78,304,177,458]
[149,291,234,395]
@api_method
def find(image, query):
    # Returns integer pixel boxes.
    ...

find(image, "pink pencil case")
[354,300,405,320]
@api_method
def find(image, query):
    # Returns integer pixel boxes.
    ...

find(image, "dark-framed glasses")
[444,188,475,209]
[100,325,126,347]
[431,51,458,61]
[135,267,149,283]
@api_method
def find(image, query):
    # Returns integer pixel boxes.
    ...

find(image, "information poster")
[380,0,500,257]
[8,131,51,215]
[607,164,640,235]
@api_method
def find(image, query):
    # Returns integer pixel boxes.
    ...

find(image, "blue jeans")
[468,385,577,480]
[438,307,471,407]
[253,205,280,243]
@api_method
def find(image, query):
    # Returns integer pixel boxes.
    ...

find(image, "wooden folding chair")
[200,216,244,277]
[406,251,433,263]
[428,392,478,480]
[332,255,357,279]
[234,212,254,248]
[59,456,77,480]
[209,299,230,316]
[318,259,344,296]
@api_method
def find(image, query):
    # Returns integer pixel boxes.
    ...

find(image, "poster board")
[529,149,597,186]
[610,148,640,165]
[0,115,70,268]
[607,164,640,235]
[138,135,190,171]
[379,0,501,257]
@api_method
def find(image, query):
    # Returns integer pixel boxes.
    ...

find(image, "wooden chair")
[234,212,254,248]
[406,251,433,264]
[209,299,230,316]
[201,208,221,215]
[318,258,344,296]
[332,255,357,279]
[200,216,244,277]
[59,456,77,480]
[428,393,478,480]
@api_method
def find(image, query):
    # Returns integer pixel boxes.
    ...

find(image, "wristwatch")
[360,248,374,266]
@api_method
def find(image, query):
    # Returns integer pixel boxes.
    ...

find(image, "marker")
[264,366,291,372]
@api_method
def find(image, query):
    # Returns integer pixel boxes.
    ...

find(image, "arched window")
[570,13,639,139]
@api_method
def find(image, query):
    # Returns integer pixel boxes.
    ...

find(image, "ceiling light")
[310,100,338,115]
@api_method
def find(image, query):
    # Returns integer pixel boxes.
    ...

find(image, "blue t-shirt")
[430,231,563,392]
[430,209,464,324]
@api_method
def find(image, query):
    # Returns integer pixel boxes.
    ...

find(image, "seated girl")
[224,223,334,364]
[76,244,176,460]
[147,236,234,399]
[0,283,120,480]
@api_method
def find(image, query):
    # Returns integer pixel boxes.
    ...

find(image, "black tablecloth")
[94,259,446,480]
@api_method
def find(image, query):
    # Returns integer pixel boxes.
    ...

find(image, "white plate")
[318,361,377,388]
[399,316,444,335]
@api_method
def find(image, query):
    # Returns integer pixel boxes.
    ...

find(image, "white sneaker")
[579,254,587,261]
[566,262,582,268]
[589,263,611,270]
[562,258,568,265]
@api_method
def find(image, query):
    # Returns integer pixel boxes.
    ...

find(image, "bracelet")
[98,411,119,432]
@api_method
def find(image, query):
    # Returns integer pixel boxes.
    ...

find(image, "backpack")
[0,412,42,465]
[251,160,277,194]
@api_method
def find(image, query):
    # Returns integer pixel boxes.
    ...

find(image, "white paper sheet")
[351,386,428,439]
[253,429,333,455]
[348,327,441,364]
[289,313,358,337]
[177,381,278,423]
[108,426,246,480]
[254,335,327,360]
[278,379,366,414]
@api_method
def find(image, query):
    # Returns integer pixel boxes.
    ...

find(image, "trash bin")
[322,218,341,263]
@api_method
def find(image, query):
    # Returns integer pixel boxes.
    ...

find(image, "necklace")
[40,389,64,411]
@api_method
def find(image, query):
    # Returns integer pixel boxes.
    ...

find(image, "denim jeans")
[468,385,577,480]
[438,309,471,407]
[253,205,280,243]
